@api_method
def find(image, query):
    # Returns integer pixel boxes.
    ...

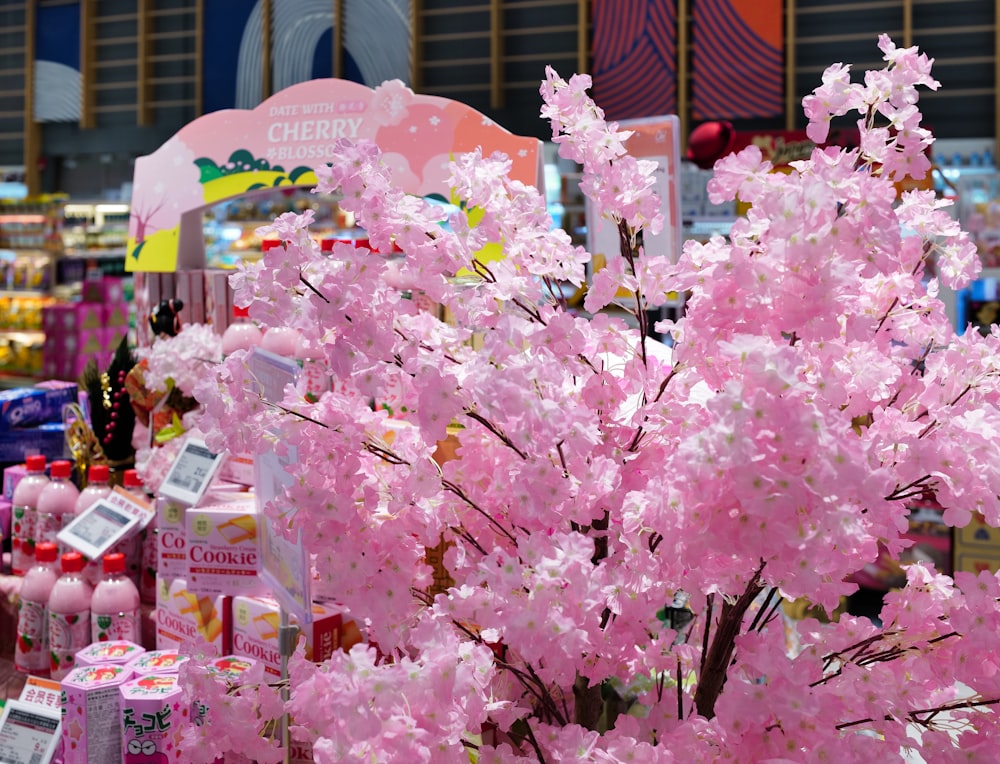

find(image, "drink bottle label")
[14,599,48,674]
[91,608,140,643]
[49,609,90,679]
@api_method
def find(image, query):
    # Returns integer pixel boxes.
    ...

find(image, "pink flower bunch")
[139,321,223,398]
[188,37,1000,762]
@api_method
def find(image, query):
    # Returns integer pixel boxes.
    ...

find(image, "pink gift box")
[75,302,103,330]
[101,325,129,353]
[102,302,130,328]
[81,276,125,304]
[61,664,133,764]
[3,463,26,500]
[75,640,145,668]
[119,674,187,763]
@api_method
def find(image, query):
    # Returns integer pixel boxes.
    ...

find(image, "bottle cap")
[25,455,46,472]
[123,469,143,489]
[35,542,57,564]
[50,460,72,479]
[102,552,126,575]
[89,464,109,482]
[61,552,85,574]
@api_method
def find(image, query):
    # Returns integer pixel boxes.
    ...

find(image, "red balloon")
[686,121,736,170]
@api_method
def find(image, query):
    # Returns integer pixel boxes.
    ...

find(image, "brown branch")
[299,273,330,303]
[441,478,518,544]
[463,408,528,460]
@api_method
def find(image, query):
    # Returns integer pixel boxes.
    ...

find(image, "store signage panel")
[127,78,543,272]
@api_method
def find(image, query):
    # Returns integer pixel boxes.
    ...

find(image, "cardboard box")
[61,664,133,764]
[81,276,125,304]
[103,302,130,329]
[0,382,76,430]
[119,675,185,762]
[154,575,229,653]
[0,422,69,463]
[186,501,265,596]
[156,497,188,578]
[3,463,26,500]
[231,595,363,677]
[75,640,145,668]
[125,649,189,676]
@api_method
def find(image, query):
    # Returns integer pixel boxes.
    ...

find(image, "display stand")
[128,78,547,762]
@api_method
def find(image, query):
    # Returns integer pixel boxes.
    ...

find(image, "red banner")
[591,0,677,120]
[693,0,784,120]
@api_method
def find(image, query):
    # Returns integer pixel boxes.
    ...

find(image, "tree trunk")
[573,674,604,729]
[692,578,764,719]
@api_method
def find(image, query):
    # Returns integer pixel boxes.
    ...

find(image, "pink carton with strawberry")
[75,639,145,668]
[119,673,187,763]
[61,663,133,764]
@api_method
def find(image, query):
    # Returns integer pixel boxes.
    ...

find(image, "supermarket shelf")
[0,289,51,298]
[0,330,43,341]
[62,248,128,259]
[0,372,40,389]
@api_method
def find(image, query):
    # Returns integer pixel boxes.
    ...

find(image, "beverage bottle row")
[16,545,140,679]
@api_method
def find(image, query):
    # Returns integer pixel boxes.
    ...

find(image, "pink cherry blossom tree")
[189,36,1000,762]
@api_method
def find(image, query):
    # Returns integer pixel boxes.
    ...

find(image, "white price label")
[255,442,312,624]
[58,500,140,561]
[159,438,225,507]
[106,486,156,530]
[0,700,61,764]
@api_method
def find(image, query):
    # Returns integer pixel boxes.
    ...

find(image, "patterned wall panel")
[591,0,677,120]
[692,0,783,120]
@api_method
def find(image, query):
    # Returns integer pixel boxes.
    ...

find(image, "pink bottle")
[119,468,145,587]
[134,471,158,605]
[90,552,141,643]
[75,463,111,514]
[36,460,80,551]
[48,552,93,680]
[260,326,301,357]
[221,305,263,355]
[75,463,112,585]
[11,455,49,576]
[15,541,58,675]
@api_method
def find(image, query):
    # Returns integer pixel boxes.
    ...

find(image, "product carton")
[75,302,103,331]
[0,498,11,541]
[216,450,255,486]
[231,595,363,677]
[156,496,188,578]
[0,422,69,463]
[3,462,25,500]
[81,276,125,304]
[185,500,265,596]
[61,663,133,764]
[75,640,145,668]
[126,649,190,676]
[119,674,186,763]
[0,382,77,429]
[155,575,230,653]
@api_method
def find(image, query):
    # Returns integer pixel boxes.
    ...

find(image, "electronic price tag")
[0,699,61,764]
[58,498,140,560]
[158,438,226,507]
